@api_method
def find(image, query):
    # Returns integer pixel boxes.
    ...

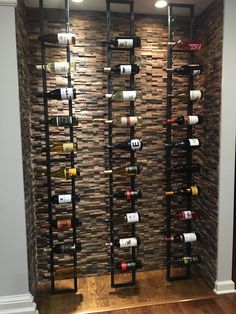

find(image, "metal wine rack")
[39,0,79,293]
[166,3,200,280]
[105,0,139,287]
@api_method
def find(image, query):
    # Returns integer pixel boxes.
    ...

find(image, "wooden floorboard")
[36,269,220,314]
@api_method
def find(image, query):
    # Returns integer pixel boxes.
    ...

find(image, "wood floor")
[36,268,225,314]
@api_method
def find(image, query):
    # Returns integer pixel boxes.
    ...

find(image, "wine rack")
[39,0,79,293]
[104,0,140,287]
[165,3,201,280]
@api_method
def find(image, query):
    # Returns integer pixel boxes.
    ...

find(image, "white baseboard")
[0,293,37,314]
[214,280,236,295]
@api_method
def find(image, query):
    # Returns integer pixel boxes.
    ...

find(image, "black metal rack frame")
[166,3,195,281]
[105,0,137,288]
[39,0,78,294]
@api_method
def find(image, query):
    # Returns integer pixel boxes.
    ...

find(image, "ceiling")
[23,0,216,16]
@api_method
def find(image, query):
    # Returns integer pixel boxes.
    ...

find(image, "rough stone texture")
[15,0,37,294]
[16,1,222,286]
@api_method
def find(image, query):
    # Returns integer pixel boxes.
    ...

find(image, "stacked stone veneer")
[16,0,223,286]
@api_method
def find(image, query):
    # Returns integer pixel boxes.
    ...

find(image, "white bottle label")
[182,211,192,219]
[62,143,74,152]
[60,88,74,100]
[190,90,202,101]
[117,39,133,48]
[120,116,137,126]
[192,70,201,76]
[54,62,69,74]
[126,212,139,223]
[183,232,197,242]
[189,138,200,147]
[58,194,72,203]
[187,116,199,125]
[57,33,74,44]
[120,65,132,75]
[122,91,136,101]
[119,237,137,247]
[130,139,142,151]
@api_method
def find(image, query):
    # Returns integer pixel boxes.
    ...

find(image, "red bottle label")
[121,262,127,270]
[126,190,131,200]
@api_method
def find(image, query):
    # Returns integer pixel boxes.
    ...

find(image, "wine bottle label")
[122,91,136,101]
[121,262,128,270]
[54,62,69,74]
[126,190,131,200]
[117,39,133,48]
[57,219,72,230]
[180,211,192,220]
[130,139,142,151]
[186,116,199,125]
[188,138,200,147]
[57,116,72,126]
[183,233,197,242]
[68,168,77,177]
[120,65,132,75]
[62,143,74,152]
[126,212,139,223]
[120,116,137,126]
[191,186,199,195]
[60,88,74,100]
[189,43,202,50]
[58,194,72,203]
[119,237,137,248]
[126,166,137,174]
[190,90,202,101]
[57,33,74,44]
[192,69,201,76]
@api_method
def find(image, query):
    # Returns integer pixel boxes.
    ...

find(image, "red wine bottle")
[48,116,79,126]
[165,185,200,196]
[102,37,141,48]
[104,64,140,75]
[176,210,199,221]
[113,190,142,201]
[165,64,203,76]
[37,88,76,100]
[51,194,80,204]
[167,115,203,125]
[110,139,143,151]
[53,218,82,230]
[165,138,201,149]
[165,232,200,243]
[106,237,140,248]
[166,163,201,173]
[169,255,201,265]
[39,32,76,45]
[169,39,202,51]
[53,243,81,254]
[107,260,143,271]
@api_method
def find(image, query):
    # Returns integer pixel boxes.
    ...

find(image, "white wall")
[0,0,37,312]
[214,0,236,294]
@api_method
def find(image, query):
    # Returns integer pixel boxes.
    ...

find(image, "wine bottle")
[55,76,74,88]
[37,88,76,100]
[53,218,82,230]
[53,243,81,254]
[169,255,201,265]
[36,62,76,74]
[176,210,199,221]
[104,165,141,176]
[104,64,140,75]
[50,167,80,179]
[94,116,142,127]
[168,90,203,101]
[166,163,201,173]
[165,64,203,76]
[167,115,203,125]
[105,212,141,224]
[165,185,200,196]
[165,138,201,149]
[168,39,202,51]
[105,90,142,101]
[102,36,141,48]
[50,142,77,153]
[106,237,140,248]
[107,260,143,271]
[51,194,80,204]
[113,189,142,201]
[48,116,79,127]
[110,139,143,151]
[39,32,76,45]
[165,232,200,243]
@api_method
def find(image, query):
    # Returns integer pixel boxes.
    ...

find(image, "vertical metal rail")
[166,3,195,281]
[39,0,55,292]
[65,0,77,292]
